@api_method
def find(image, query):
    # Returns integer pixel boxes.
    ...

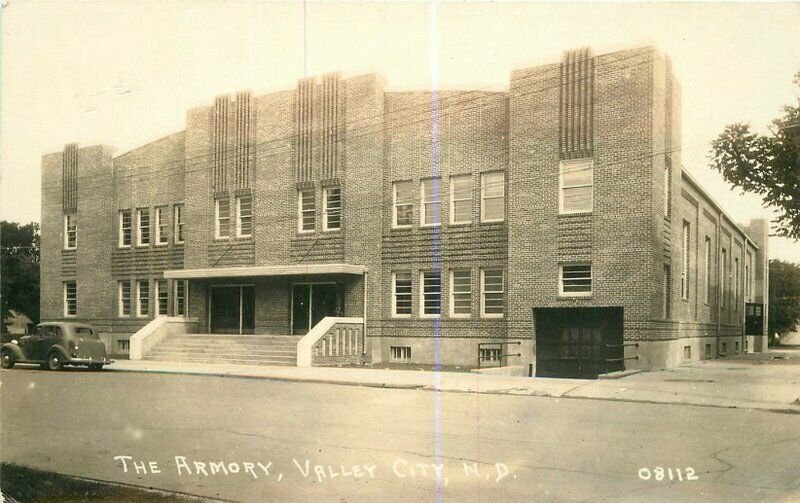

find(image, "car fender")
[48,344,71,360]
[1,343,26,361]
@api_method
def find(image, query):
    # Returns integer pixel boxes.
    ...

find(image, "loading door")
[535,307,624,378]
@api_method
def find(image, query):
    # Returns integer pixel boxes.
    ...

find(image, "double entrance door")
[210,285,255,334]
[292,283,342,335]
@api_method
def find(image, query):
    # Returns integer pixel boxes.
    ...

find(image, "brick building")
[40,45,769,377]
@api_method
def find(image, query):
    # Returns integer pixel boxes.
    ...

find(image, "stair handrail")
[297,316,363,367]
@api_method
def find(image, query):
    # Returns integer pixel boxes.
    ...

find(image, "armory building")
[40,45,769,378]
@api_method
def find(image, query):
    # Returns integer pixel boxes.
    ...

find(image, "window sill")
[391,314,412,319]
[322,228,342,233]
[558,294,592,299]
[419,315,441,319]
[391,226,413,232]
[449,314,471,319]
[155,242,169,247]
[480,219,505,225]
[558,211,593,218]
[481,314,504,319]
[420,224,442,229]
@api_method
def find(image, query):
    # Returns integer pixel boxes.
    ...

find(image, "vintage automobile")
[1,322,112,371]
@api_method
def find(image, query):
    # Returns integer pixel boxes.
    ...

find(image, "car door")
[20,326,44,361]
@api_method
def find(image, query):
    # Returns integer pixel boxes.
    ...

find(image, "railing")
[129,316,199,360]
[297,317,364,367]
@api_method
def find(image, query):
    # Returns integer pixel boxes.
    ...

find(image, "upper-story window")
[64,214,77,249]
[393,181,414,228]
[721,248,728,309]
[481,172,505,222]
[136,208,150,246]
[681,221,690,300]
[63,281,77,317]
[559,159,593,214]
[173,204,184,244]
[237,195,253,238]
[155,206,169,245]
[450,175,472,225]
[560,263,592,297]
[734,256,740,311]
[420,178,441,227]
[119,210,132,248]
[298,189,315,233]
[704,236,712,304]
[323,187,342,231]
[215,198,230,239]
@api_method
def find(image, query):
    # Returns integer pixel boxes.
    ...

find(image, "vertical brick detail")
[559,48,594,159]
[321,73,340,180]
[295,78,315,182]
[213,95,229,193]
[62,143,78,212]
[234,91,253,191]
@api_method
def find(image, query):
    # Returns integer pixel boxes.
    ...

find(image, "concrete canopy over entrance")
[163,263,366,280]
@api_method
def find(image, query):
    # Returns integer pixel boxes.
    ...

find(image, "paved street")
[2,367,799,502]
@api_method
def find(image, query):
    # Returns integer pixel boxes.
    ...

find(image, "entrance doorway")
[292,283,342,335]
[210,285,255,334]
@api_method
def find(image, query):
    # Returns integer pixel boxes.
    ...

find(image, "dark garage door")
[535,307,624,379]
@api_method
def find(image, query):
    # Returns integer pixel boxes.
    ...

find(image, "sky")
[1,1,799,261]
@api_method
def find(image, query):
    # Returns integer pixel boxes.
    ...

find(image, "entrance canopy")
[163,263,366,280]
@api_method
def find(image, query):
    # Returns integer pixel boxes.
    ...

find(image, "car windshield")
[74,327,97,338]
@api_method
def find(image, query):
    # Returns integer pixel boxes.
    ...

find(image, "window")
[479,347,502,366]
[155,206,169,245]
[174,280,187,316]
[745,261,751,303]
[390,346,412,363]
[559,159,593,214]
[323,187,342,231]
[681,221,690,300]
[722,342,728,354]
[136,208,150,246]
[420,179,441,227]
[721,248,727,308]
[560,264,592,296]
[393,181,414,228]
[683,346,691,361]
[734,257,740,311]
[117,340,130,353]
[704,237,712,305]
[735,341,740,354]
[156,279,169,315]
[173,204,185,244]
[64,281,77,317]
[215,198,230,239]
[450,175,472,225]
[64,214,77,249]
[705,343,712,359]
[450,270,472,317]
[119,280,132,317]
[237,195,253,238]
[119,210,132,247]
[420,271,441,317]
[392,272,412,317]
[481,269,504,317]
[136,280,150,317]
[298,189,315,233]
[663,264,671,318]
[481,172,505,222]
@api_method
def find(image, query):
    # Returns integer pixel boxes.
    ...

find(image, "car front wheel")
[48,352,64,371]
[1,349,15,369]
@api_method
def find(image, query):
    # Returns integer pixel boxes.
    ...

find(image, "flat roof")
[164,263,366,280]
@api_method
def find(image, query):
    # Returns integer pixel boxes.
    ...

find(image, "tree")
[709,71,800,239]
[769,260,800,342]
[1,221,41,329]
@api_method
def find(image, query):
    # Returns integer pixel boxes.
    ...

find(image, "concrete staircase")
[143,334,302,366]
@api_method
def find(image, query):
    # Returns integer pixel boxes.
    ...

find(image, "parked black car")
[1,322,112,371]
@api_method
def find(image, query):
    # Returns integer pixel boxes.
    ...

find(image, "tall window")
[119,210,132,247]
[323,187,342,231]
[155,206,169,245]
[560,264,592,296]
[237,195,253,238]
[420,179,441,227]
[136,280,150,317]
[156,279,169,315]
[450,175,472,225]
[298,189,315,233]
[392,271,412,317]
[481,172,505,222]
[681,221,690,300]
[393,181,414,228]
[559,159,593,214]
[215,198,230,239]
[136,208,150,246]
[704,237,712,304]
[118,280,131,317]
[734,257,740,311]
[64,281,77,317]
[450,270,472,317]
[420,271,441,317]
[174,280,187,316]
[721,248,727,308]
[173,204,185,244]
[64,214,77,249]
[663,264,671,318]
[481,269,505,317]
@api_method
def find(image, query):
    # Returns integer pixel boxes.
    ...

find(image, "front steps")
[143,334,302,366]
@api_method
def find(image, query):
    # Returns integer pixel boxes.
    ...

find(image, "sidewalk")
[107,349,800,413]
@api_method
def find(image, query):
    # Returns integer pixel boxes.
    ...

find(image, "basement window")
[390,346,412,364]
[705,344,712,359]
[117,339,130,353]
[683,346,691,361]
